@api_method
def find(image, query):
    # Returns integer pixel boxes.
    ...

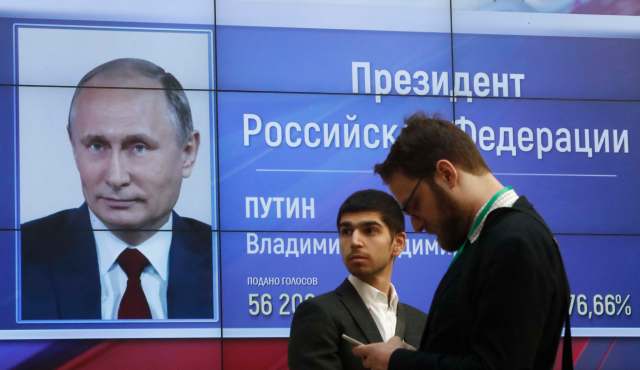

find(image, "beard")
[429,181,469,252]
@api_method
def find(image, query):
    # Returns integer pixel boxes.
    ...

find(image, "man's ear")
[68,125,81,165]
[434,159,458,189]
[391,231,407,258]
[181,131,200,178]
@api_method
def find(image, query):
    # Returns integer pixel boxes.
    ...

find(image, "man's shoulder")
[475,197,558,272]
[399,301,427,320]
[292,284,354,322]
[299,289,342,310]
[172,213,211,233]
[483,198,551,243]
[21,207,89,261]
[290,290,340,334]
[171,214,212,257]
[21,207,84,233]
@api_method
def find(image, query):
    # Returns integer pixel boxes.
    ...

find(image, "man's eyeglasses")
[401,178,423,214]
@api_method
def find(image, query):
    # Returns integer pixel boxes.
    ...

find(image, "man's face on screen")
[338,211,403,282]
[69,76,197,231]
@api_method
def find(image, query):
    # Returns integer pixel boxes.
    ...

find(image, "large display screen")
[0,0,639,368]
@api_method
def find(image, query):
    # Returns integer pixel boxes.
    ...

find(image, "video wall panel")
[453,98,639,235]
[0,0,638,360]
[221,230,452,337]
[218,92,454,232]
[8,22,214,92]
[0,0,215,24]
[561,235,639,333]
[0,232,16,329]
[0,86,15,230]
[16,86,215,229]
[0,226,221,337]
[451,2,640,100]
[220,231,640,338]
[216,25,453,96]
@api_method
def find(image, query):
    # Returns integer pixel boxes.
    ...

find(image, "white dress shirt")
[347,275,399,342]
[90,210,172,320]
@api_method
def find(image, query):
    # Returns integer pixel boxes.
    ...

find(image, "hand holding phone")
[402,341,417,351]
[341,333,364,346]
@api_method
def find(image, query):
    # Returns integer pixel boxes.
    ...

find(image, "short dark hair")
[374,112,489,182]
[336,189,405,235]
[67,58,193,144]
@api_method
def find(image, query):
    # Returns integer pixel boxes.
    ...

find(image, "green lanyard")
[451,186,512,264]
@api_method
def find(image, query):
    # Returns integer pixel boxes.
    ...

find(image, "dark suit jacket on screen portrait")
[389,197,570,370]
[288,279,427,370]
[21,204,213,320]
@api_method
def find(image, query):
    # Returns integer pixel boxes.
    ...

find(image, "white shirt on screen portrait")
[348,274,399,342]
[90,209,172,320]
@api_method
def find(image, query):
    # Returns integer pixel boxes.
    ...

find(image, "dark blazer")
[288,279,427,370]
[390,197,570,370]
[21,204,213,320]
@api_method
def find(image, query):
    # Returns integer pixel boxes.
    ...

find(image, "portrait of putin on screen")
[21,58,213,321]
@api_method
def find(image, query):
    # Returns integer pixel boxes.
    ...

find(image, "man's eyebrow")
[78,134,106,145]
[339,220,383,228]
[78,133,160,146]
[357,221,383,228]
[122,134,159,146]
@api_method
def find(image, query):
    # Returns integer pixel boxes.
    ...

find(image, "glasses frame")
[401,178,423,214]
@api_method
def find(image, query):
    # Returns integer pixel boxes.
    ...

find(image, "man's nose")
[105,152,131,189]
[350,230,364,247]
[411,216,424,232]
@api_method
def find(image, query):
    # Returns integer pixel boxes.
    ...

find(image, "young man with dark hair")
[353,113,572,370]
[288,189,426,370]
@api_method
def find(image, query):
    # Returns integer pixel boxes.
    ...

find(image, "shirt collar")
[348,275,398,310]
[468,188,519,244]
[90,209,173,281]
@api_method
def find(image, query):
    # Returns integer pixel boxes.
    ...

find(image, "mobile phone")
[341,333,364,346]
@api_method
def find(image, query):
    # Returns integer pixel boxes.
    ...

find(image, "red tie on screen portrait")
[117,248,152,319]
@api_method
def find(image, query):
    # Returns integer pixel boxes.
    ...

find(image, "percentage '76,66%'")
[569,293,632,319]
